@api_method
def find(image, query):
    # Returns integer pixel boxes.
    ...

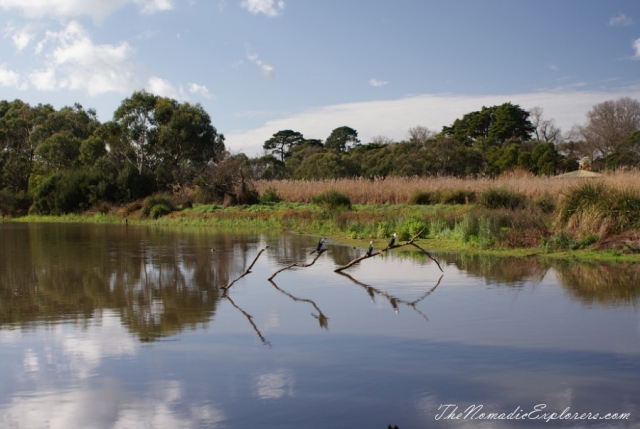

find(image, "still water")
[0,223,639,428]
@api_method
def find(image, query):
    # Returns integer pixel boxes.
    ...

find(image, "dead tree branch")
[268,280,329,329]
[268,249,325,281]
[222,246,269,290]
[334,227,442,273]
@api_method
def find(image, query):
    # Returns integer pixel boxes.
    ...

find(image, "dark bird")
[387,233,397,249]
[388,425,399,429]
[365,241,374,257]
[310,237,326,255]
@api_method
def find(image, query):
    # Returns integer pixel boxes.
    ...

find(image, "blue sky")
[1,0,640,155]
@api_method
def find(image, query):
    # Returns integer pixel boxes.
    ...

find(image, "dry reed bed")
[255,170,640,205]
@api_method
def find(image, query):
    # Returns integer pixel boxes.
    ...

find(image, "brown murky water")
[1,223,639,428]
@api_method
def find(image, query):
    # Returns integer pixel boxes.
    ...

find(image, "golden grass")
[255,170,640,205]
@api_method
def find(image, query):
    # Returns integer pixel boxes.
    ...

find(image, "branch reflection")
[222,292,271,347]
[336,272,443,322]
[268,280,329,329]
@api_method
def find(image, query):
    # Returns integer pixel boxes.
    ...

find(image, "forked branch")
[268,249,325,281]
[334,227,442,272]
[222,246,269,290]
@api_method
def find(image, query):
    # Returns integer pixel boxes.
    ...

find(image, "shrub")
[441,189,476,205]
[542,230,578,252]
[376,220,392,238]
[479,187,526,210]
[556,183,640,236]
[142,193,175,218]
[407,190,436,205]
[311,190,352,210]
[260,186,281,204]
[532,194,556,213]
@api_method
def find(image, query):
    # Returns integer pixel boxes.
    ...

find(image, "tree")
[576,97,640,159]
[529,106,563,143]
[407,126,435,145]
[441,102,535,147]
[263,130,304,162]
[325,126,360,153]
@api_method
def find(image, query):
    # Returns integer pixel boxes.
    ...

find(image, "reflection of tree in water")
[552,261,640,307]
[0,224,238,341]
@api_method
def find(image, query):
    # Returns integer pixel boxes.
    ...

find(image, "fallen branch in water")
[268,249,325,281]
[337,272,444,321]
[268,279,329,329]
[222,246,269,290]
[222,293,271,346]
[334,228,442,273]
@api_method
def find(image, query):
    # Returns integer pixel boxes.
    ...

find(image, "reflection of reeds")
[553,261,640,307]
[450,253,549,287]
[254,170,640,205]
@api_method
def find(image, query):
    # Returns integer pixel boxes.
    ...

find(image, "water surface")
[1,223,639,428]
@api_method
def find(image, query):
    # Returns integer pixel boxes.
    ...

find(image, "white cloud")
[241,0,285,17]
[134,0,173,14]
[369,78,388,87]
[147,76,186,99]
[609,13,633,26]
[28,21,139,95]
[188,82,215,99]
[246,48,274,79]
[633,38,640,60]
[0,0,172,22]
[224,88,640,156]
[11,25,35,50]
[0,63,22,88]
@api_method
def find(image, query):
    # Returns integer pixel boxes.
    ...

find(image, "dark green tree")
[325,126,360,153]
[263,130,305,162]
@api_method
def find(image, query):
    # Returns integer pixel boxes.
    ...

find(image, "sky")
[1,0,640,156]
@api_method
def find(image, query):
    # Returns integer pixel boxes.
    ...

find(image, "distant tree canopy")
[440,102,535,147]
[3,96,639,215]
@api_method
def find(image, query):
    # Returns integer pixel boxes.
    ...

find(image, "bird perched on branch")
[387,233,397,249]
[365,241,374,257]
[310,237,326,254]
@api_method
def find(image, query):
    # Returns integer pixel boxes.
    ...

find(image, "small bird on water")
[310,237,326,255]
[365,241,374,257]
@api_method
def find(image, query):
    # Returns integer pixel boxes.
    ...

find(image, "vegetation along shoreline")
[2,93,640,262]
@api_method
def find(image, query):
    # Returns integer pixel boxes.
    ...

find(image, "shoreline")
[7,202,640,263]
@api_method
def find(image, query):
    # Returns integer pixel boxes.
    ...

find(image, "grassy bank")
[13,197,640,262]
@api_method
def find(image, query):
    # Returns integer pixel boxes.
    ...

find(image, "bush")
[142,193,175,218]
[542,230,578,251]
[556,183,640,236]
[532,193,556,213]
[407,190,437,205]
[311,190,351,210]
[260,186,281,204]
[479,187,526,210]
[441,189,476,205]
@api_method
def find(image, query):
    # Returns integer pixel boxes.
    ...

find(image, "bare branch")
[268,249,325,281]
[409,242,443,272]
[222,246,269,290]
[334,227,442,273]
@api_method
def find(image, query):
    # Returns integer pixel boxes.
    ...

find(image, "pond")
[0,223,639,428]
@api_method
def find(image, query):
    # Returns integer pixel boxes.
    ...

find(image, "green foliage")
[407,190,436,205]
[376,221,392,238]
[311,190,352,210]
[31,170,115,215]
[556,183,640,235]
[542,231,578,252]
[263,130,305,162]
[441,189,476,204]
[532,194,556,213]
[259,186,281,204]
[441,102,535,146]
[479,188,526,210]
[142,194,176,218]
[325,126,360,153]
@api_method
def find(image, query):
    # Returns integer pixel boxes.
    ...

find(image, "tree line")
[1,92,639,216]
